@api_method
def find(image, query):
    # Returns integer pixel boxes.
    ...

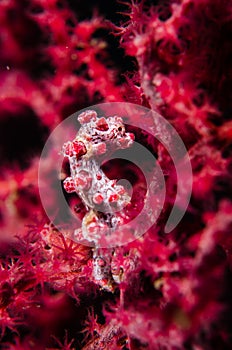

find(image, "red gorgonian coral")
[0,0,232,349]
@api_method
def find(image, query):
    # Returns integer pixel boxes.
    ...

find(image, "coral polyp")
[0,0,232,349]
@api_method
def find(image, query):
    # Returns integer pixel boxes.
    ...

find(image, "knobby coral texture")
[0,0,232,349]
